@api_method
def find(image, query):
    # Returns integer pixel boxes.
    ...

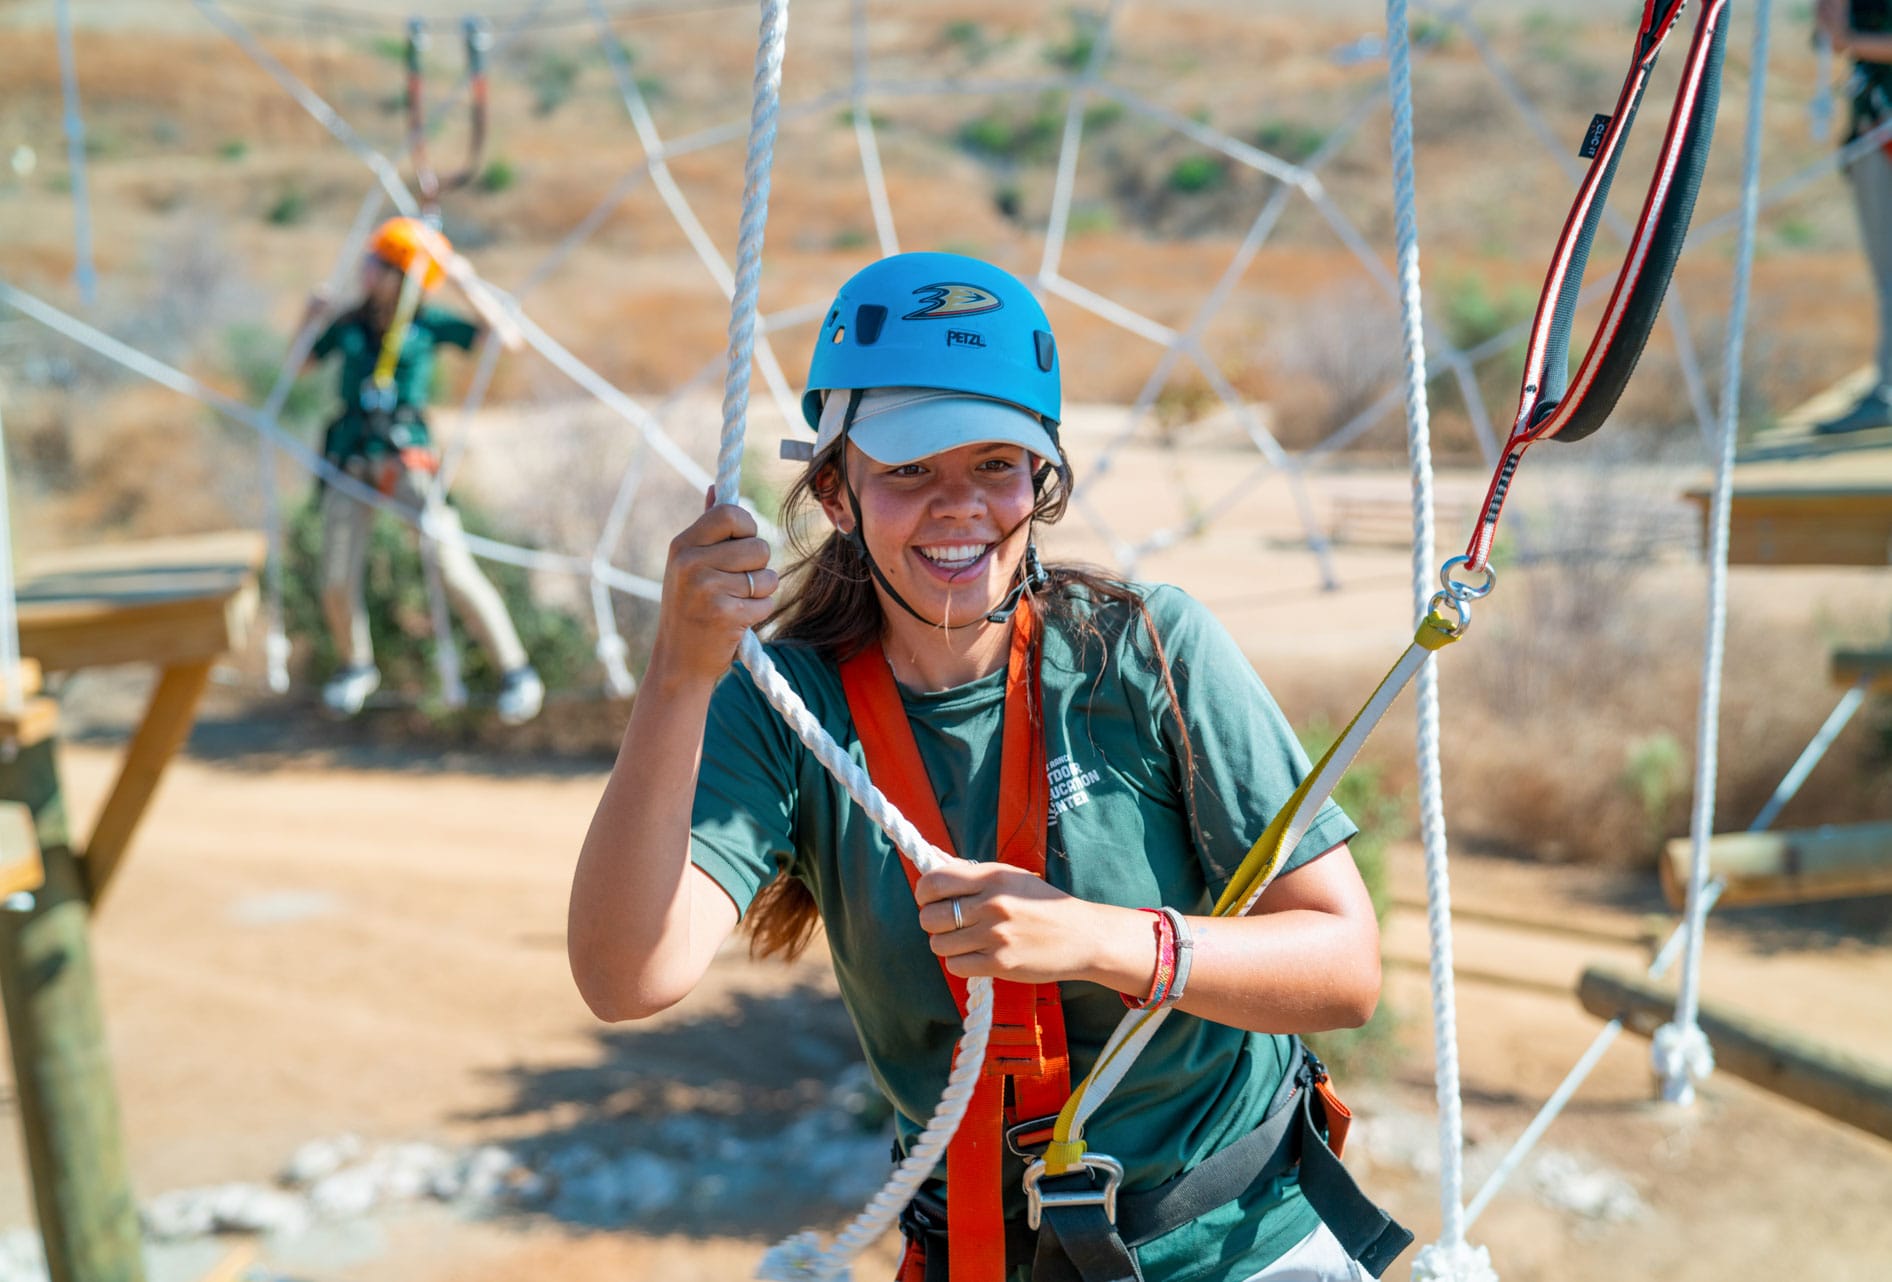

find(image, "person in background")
[1816,0,1892,434]
[301,216,544,724]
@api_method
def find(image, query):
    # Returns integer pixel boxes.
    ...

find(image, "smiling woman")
[568,253,1407,1282]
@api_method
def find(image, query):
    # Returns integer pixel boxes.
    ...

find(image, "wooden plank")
[16,531,264,673]
[1680,480,1892,567]
[84,660,214,907]
[1662,824,1892,909]
[0,803,45,901]
[1831,647,1892,694]
[0,725,148,1282]
[1578,967,1892,1143]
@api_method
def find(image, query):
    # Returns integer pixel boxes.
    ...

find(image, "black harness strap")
[899,1042,1414,1282]
[1468,0,1732,571]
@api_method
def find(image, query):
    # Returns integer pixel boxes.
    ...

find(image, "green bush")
[1255,119,1327,164]
[477,158,517,193]
[266,184,309,227]
[529,50,583,116]
[217,138,250,162]
[1045,8,1104,71]
[1166,154,1225,195]
[1621,731,1690,853]
[957,97,1066,164]
[1067,202,1116,235]
[281,487,593,714]
[1441,272,1533,354]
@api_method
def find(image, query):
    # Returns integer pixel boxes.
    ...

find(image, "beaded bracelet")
[1123,907,1178,1010]
[1158,907,1194,1007]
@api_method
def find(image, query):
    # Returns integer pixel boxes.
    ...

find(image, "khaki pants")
[1845,136,1892,397]
[319,459,529,675]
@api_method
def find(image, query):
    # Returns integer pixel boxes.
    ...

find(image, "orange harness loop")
[839,597,1070,1282]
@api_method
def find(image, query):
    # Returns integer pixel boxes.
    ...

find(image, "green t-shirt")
[689,584,1358,1282]
[311,305,479,459]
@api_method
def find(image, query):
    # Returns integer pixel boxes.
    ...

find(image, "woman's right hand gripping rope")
[648,489,781,689]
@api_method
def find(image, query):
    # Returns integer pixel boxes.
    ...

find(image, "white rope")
[1385,2,1488,1277]
[848,0,899,257]
[1039,0,1124,284]
[193,0,420,218]
[54,0,98,307]
[589,0,804,439]
[1661,0,1773,1109]
[698,5,990,1276]
[1748,677,1871,832]
[0,392,21,717]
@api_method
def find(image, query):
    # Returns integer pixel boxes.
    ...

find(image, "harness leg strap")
[1294,1092,1413,1279]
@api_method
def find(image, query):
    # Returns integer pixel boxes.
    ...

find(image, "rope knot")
[1411,1239,1500,1282]
[757,1231,851,1282]
[1651,1021,1715,1099]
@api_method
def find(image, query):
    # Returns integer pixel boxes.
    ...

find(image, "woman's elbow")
[1327,937,1383,1029]
[567,931,692,1023]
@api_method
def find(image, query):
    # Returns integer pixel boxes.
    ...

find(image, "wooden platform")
[16,531,264,674]
[1681,447,1892,567]
[14,531,265,901]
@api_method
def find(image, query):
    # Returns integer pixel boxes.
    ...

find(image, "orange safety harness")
[839,595,1069,1282]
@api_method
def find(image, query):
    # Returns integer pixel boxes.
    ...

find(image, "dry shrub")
[1261,281,1404,450]
[1272,443,1892,871]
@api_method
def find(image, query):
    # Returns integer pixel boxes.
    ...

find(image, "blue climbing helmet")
[801,252,1061,430]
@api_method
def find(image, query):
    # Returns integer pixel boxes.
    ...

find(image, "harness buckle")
[1004,1114,1062,1159]
[1022,1153,1124,1231]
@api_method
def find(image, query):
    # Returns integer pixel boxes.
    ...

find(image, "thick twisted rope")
[1385,2,1492,1278]
[705,4,994,1277]
[1661,0,1776,1107]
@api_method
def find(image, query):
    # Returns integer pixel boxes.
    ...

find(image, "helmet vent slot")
[1034,331,1056,373]
[854,305,888,346]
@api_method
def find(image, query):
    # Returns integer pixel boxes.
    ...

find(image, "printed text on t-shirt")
[1048,753,1102,817]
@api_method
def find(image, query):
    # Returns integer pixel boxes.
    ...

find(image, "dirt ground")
[4,519,1889,1281]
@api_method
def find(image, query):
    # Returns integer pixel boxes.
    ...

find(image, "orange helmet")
[367,217,452,291]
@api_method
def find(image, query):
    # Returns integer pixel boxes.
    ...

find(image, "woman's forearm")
[568,652,732,1021]
[1075,902,1381,1034]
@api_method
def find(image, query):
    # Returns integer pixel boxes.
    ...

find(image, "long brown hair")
[745,438,1208,961]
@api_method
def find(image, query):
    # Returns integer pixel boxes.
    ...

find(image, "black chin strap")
[835,389,1048,631]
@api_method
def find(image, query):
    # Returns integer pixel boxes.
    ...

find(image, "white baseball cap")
[786,386,1062,468]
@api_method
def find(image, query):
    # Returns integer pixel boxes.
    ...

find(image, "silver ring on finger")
[951,897,966,931]
[744,570,757,599]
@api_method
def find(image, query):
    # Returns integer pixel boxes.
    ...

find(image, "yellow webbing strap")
[370,261,429,393]
[1041,609,1463,1175]
[1213,608,1459,917]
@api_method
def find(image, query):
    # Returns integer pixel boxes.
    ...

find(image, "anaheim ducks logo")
[902,282,1004,321]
